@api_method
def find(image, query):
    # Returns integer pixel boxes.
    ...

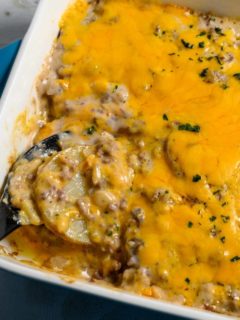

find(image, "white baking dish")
[0,1,240,319]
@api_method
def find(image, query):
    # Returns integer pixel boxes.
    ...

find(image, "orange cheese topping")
[57,0,240,295]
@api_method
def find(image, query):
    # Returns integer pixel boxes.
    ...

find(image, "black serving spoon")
[0,132,69,240]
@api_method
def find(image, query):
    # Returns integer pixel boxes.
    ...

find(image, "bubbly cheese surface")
[8,0,240,314]
[60,0,240,289]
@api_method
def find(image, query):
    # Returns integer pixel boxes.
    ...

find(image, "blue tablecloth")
[0,41,183,320]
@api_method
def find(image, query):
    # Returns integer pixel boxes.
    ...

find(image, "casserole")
[1,0,240,319]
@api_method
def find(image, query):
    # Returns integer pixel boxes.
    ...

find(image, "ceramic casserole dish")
[1,0,240,319]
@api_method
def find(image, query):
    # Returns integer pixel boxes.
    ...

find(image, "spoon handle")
[0,132,70,240]
[0,202,20,240]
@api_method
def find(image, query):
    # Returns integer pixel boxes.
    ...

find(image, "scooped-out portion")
[6,0,240,316]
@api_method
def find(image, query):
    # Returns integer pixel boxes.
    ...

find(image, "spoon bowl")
[0,132,68,240]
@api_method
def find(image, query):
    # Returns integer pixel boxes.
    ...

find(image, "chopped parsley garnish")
[222,202,228,207]
[189,25,193,29]
[112,84,119,93]
[106,230,113,237]
[192,174,201,182]
[230,256,240,262]
[198,41,205,48]
[197,31,206,37]
[220,236,226,243]
[168,53,176,56]
[215,27,225,36]
[178,123,201,132]
[209,216,217,222]
[181,39,193,49]
[233,73,240,80]
[215,55,223,65]
[198,57,203,63]
[199,68,208,78]
[86,125,96,135]
[207,34,212,40]
[162,113,168,121]
[185,278,191,284]
[221,84,229,90]
[221,215,230,223]
[187,221,193,228]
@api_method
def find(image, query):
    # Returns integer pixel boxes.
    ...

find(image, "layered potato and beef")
[6,0,240,316]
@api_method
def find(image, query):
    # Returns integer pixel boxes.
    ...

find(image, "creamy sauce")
[7,0,240,315]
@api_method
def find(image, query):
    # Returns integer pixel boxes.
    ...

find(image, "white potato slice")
[9,158,43,225]
[33,146,92,244]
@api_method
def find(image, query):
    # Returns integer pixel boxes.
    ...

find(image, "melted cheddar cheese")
[7,0,240,315]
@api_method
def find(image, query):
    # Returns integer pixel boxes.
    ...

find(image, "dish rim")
[0,1,238,319]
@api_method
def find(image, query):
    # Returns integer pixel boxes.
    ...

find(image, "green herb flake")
[178,123,201,133]
[207,34,212,40]
[181,39,194,49]
[192,174,201,182]
[185,277,191,284]
[198,57,203,63]
[230,256,240,262]
[189,25,193,29]
[220,236,226,243]
[107,230,113,237]
[221,84,229,90]
[187,221,193,228]
[162,113,168,121]
[209,216,217,222]
[233,73,240,80]
[221,215,230,223]
[197,31,206,37]
[112,84,119,93]
[198,41,205,48]
[215,27,225,36]
[215,55,223,65]
[86,125,96,135]
[199,68,208,78]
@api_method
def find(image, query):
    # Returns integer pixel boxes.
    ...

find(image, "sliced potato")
[9,158,43,225]
[33,146,92,244]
